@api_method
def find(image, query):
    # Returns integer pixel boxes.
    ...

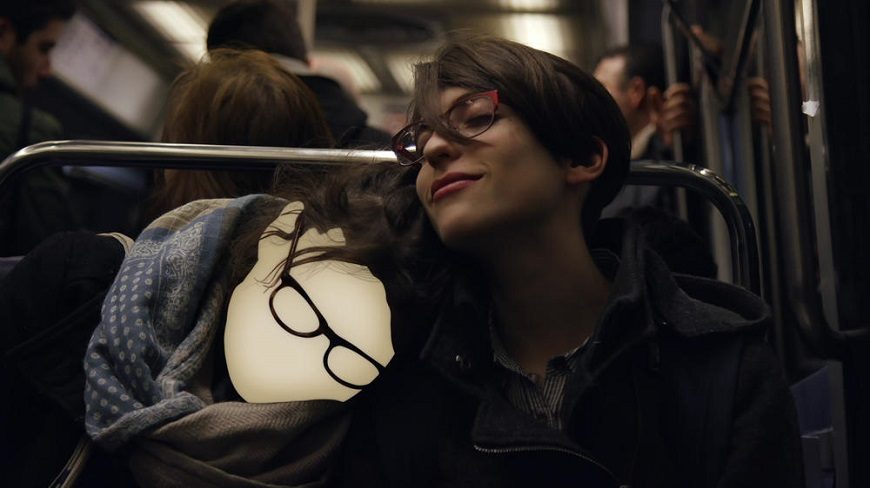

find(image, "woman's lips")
[431,172,482,202]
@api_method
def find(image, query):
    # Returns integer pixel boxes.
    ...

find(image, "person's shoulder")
[0,93,23,153]
[665,272,770,338]
[643,245,769,340]
[29,108,63,142]
[612,214,767,340]
[143,195,285,235]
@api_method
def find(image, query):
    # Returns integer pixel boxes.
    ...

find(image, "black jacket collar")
[418,217,769,394]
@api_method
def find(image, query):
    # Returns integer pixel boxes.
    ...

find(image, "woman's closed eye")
[460,114,494,132]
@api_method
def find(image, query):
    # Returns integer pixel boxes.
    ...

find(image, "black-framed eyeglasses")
[391,90,500,166]
[268,273,385,389]
[268,215,386,390]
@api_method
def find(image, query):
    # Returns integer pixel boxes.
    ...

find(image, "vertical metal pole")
[797,0,837,334]
[763,0,849,485]
[660,5,690,223]
[697,75,732,283]
[797,0,851,484]
[753,31,788,363]
[600,0,629,47]
[661,5,685,162]
[293,0,317,54]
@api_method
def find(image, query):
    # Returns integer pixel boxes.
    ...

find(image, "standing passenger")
[339,34,803,487]
[594,44,682,215]
[206,0,391,148]
[594,44,672,162]
[0,0,76,255]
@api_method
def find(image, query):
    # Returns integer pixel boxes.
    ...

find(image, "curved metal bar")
[0,140,397,187]
[630,160,760,293]
[1,141,757,292]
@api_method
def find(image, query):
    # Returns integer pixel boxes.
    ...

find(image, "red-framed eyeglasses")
[391,90,500,166]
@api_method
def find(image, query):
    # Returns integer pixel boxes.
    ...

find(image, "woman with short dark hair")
[337,33,804,487]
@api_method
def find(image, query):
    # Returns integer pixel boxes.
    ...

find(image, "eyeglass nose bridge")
[418,115,493,164]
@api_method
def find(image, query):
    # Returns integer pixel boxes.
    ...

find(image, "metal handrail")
[0,141,758,292]
[630,159,759,293]
[0,141,397,182]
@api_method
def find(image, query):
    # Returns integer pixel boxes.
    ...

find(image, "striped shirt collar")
[485,248,617,430]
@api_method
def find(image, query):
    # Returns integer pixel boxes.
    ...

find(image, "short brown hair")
[206,0,307,61]
[595,44,666,91]
[0,0,75,43]
[411,34,631,237]
[153,48,333,215]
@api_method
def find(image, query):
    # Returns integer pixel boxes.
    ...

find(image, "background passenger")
[2,48,337,487]
[206,0,391,148]
[594,44,684,216]
[147,48,334,219]
[338,34,803,487]
[594,44,671,162]
[0,0,76,256]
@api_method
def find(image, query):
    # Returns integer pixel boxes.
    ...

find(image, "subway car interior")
[1,0,868,486]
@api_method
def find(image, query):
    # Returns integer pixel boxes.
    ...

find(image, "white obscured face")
[414,87,574,254]
[225,202,394,403]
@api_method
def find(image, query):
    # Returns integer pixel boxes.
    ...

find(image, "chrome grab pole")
[0,141,397,184]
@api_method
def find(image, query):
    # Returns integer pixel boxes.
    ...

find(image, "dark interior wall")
[818,0,870,333]
[817,1,870,485]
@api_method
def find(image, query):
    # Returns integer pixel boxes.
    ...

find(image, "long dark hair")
[228,161,452,356]
[237,161,445,283]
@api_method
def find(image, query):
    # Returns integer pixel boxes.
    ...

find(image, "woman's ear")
[565,137,608,185]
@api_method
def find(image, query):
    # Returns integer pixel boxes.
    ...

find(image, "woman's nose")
[421,130,461,167]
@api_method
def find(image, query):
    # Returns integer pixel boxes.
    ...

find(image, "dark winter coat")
[0,57,77,256]
[297,74,391,149]
[338,220,804,487]
[0,231,133,487]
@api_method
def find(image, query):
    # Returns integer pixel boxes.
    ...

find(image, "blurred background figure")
[0,46,336,487]
[595,43,687,216]
[0,0,76,256]
[0,0,73,156]
[148,47,334,219]
[207,0,390,148]
[594,44,670,161]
